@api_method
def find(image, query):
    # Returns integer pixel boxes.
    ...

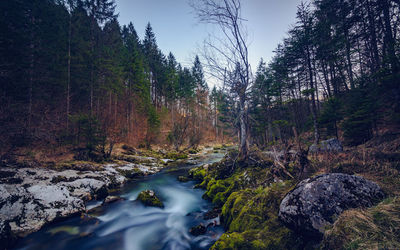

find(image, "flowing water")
[14,151,225,250]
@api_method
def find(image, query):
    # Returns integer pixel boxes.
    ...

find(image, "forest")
[1,0,222,160]
[1,0,400,249]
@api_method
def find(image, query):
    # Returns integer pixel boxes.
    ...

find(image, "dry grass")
[308,134,400,196]
[323,197,400,249]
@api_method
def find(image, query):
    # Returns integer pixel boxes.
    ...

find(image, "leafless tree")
[191,0,251,158]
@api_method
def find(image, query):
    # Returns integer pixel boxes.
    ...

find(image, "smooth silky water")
[13,151,225,250]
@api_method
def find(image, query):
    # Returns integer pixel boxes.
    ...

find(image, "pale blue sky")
[115,0,305,86]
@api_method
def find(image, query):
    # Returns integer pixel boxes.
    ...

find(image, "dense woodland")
[1,0,400,160]
[0,0,228,159]
[250,0,400,148]
[1,1,400,249]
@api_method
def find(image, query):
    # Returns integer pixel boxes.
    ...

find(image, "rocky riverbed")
[0,154,173,244]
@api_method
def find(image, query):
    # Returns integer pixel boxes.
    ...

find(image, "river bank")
[0,146,225,249]
[188,135,400,249]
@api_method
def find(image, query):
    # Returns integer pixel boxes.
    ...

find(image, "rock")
[279,173,385,237]
[309,138,343,153]
[63,178,108,200]
[0,159,166,239]
[177,176,190,182]
[103,195,124,204]
[115,155,157,165]
[0,183,85,236]
[189,224,207,236]
[160,159,173,164]
[137,190,164,208]
[203,207,221,220]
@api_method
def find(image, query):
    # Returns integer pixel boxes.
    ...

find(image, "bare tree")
[191,0,251,158]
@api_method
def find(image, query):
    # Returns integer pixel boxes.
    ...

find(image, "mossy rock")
[221,189,255,228]
[188,148,200,154]
[203,176,240,207]
[165,152,188,160]
[192,151,303,249]
[188,167,207,181]
[211,232,252,250]
[121,144,137,155]
[177,176,190,182]
[211,182,303,249]
[50,175,78,184]
[137,190,164,208]
[54,161,102,171]
[114,155,155,164]
[189,224,207,236]
[117,168,144,179]
[138,149,164,159]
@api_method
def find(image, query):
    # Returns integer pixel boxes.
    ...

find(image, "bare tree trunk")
[192,0,250,158]
[239,94,248,158]
[321,62,332,97]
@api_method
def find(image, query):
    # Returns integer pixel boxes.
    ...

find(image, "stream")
[13,151,225,250]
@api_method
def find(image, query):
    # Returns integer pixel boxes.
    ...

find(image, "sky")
[115,0,305,86]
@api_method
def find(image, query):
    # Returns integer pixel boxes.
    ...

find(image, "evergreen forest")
[1,0,400,249]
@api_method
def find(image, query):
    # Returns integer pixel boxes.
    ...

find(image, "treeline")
[0,0,223,157]
[247,0,400,147]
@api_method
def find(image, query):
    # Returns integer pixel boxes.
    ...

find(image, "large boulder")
[309,138,343,153]
[279,173,384,238]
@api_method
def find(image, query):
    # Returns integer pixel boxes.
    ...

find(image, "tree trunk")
[238,93,248,158]
[306,45,320,145]
[381,0,399,72]
[28,14,35,130]
[345,28,355,89]
[67,14,71,130]
[366,0,380,72]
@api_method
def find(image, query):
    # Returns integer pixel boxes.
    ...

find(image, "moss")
[203,175,240,207]
[138,149,164,159]
[188,148,200,154]
[117,168,144,179]
[165,152,188,160]
[54,161,102,171]
[211,181,303,249]
[189,167,207,181]
[213,145,223,150]
[177,176,190,182]
[137,190,164,208]
[222,189,255,227]
[193,152,303,249]
[211,232,249,250]
[114,155,154,164]
[225,182,290,231]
